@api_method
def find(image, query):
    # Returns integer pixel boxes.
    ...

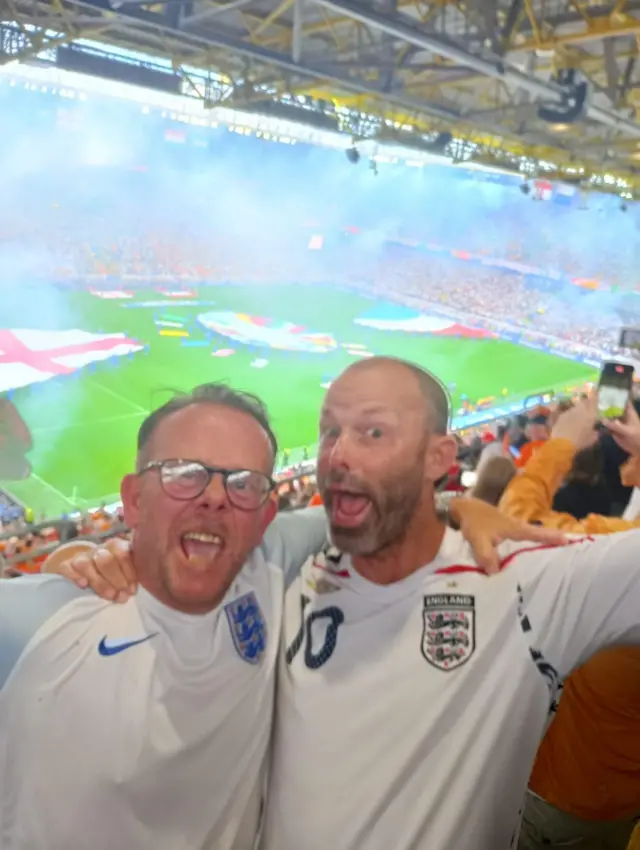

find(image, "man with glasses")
[0,384,329,850]
[36,365,578,850]
[63,360,640,850]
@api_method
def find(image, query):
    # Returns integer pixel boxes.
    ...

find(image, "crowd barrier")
[2,523,129,570]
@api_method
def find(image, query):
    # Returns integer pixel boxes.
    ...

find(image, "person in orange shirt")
[513,409,550,469]
[500,395,640,849]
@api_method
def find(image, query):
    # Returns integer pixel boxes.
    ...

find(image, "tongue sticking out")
[331,493,371,528]
[181,535,223,564]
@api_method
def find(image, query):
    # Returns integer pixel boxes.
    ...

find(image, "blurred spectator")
[469,456,516,506]
[513,411,550,469]
[499,397,640,850]
[552,443,612,519]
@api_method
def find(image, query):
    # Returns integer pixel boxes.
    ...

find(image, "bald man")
[262,357,640,850]
[53,359,640,850]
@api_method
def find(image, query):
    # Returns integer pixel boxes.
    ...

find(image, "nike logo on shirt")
[98,634,157,656]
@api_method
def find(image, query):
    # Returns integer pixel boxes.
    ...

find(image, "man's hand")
[604,402,640,457]
[550,393,599,449]
[51,537,137,602]
[450,498,567,575]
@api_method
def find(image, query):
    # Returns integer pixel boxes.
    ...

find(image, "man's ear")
[424,434,459,483]
[121,474,142,530]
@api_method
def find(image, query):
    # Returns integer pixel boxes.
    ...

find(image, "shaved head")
[316,356,457,560]
[335,357,450,434]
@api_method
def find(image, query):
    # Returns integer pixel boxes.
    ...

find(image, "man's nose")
[328,432,354,470]
[196,473,230,509]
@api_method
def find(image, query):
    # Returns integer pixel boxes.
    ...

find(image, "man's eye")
[322,426,340,439]
[366,427,383,439]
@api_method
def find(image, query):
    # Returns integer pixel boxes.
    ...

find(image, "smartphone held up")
[597,361,634,420]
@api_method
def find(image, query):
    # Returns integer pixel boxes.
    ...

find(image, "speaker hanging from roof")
[537,69,588,124]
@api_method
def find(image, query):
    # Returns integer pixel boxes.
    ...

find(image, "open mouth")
[180,531,225,562]
[329,491,372,528]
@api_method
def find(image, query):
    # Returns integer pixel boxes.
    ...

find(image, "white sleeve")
[259,507,328,587]
[623,488,640,521]
[512,530,640,682]
[0,574,88,690]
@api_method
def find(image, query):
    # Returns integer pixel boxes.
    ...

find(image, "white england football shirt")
[262,528,640,850]
[0,508,327,850]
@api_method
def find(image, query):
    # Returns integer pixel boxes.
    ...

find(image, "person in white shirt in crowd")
[0,380,547,850]
[474,422,508,474]
[60,358,640,850]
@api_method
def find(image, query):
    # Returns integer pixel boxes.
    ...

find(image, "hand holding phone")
[598,361,634,420]
[603,402,640,457]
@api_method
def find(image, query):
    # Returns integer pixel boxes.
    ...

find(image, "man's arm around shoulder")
[0,574,90,691]
[260,507,328,587]
[511,529,640,681]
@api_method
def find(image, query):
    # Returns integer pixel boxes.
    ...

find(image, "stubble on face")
[322,451,426,556]
[318,359,433,558]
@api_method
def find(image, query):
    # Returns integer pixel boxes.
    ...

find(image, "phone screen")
[598,362,634,419]
[508,445,521,459]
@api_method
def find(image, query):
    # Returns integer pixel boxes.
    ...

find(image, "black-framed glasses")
[139,459,274,511]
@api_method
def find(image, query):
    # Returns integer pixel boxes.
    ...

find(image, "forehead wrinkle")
[325,366,436,436]
[321,398,425,435]
[322,401,399,418]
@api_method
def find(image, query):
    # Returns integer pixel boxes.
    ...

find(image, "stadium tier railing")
[2,523,129,572]
[0,518,75,542]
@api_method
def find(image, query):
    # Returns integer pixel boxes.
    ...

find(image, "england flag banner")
[0,329,143,393]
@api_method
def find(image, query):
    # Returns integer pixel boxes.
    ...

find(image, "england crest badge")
[422,594,475,672]
[224,591,267,664]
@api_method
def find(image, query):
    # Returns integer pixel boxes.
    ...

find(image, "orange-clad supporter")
[14,535,46,575]
[92,502,111,523]
[499,395,640,850]
[308,492,323,507]
[501,399,640,534]
[513,408,551,469]
[42,527,60,545]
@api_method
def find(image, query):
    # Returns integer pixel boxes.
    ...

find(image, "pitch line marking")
[30,412,145,434]
[86,380,149,415]
[27,473,76,509]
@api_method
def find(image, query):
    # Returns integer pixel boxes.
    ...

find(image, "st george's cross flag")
[0,329,143,394]
[0,397,32,479]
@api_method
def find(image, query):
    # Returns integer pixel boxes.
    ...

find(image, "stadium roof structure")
[2,0,640,190]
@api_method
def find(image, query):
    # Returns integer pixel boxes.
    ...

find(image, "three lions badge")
[422,594,475,671]
[225,591,267,664]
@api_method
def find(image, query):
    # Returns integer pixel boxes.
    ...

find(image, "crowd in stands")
[353,256,628,355]
[0,502,126,576]
[18,227,632,355]
[3,161,639,358]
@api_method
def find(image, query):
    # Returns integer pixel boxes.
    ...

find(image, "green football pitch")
[3,284,596,518]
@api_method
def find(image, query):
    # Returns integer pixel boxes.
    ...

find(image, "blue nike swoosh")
[98,634,157,656]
